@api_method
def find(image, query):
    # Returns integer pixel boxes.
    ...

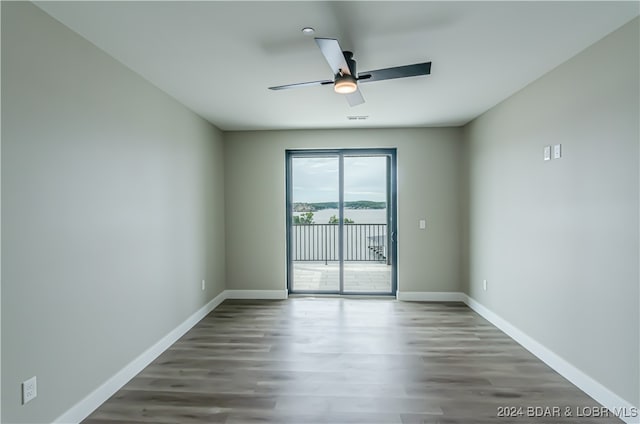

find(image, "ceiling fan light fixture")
[334,74,357,94]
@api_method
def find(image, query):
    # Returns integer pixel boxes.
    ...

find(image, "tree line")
[293,212,354,224]
[293,201,385,212]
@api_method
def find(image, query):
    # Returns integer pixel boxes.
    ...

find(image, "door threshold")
[288,293,396,299]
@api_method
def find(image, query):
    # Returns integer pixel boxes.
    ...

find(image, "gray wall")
[1,3,226,423]
[463,17,639,407]
[224,128,464,294]
[0,2,3,420]
[2,1,637,422]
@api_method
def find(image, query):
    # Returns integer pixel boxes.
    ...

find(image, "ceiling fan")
[269,37,431,107]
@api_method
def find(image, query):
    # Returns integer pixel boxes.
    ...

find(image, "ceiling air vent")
[347,115,369,121]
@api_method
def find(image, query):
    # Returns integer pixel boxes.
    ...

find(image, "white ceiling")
[35,1,638,131]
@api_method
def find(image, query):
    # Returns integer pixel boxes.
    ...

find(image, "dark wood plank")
[82,298,624,423]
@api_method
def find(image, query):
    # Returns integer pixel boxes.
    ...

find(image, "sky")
[292,156,387,203]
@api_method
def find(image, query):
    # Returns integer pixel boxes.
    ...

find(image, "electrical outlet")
[201,280,205,291]
[483,280,487,291]
[22,376,37,405]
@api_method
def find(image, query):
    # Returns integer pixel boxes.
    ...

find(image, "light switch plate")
[419,219,426,230]
[543,146,551,161]
[553,144,562,159]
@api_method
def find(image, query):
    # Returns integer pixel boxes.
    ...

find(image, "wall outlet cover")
[22,376,37,405]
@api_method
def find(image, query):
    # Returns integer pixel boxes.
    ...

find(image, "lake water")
[293,208,387,224]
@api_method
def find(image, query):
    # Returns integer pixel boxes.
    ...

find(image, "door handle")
[391,232,397,243]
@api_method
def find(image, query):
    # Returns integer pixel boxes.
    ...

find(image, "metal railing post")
[324,225,328,265]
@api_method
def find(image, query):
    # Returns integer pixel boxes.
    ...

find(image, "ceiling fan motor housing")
[343,51,357,76]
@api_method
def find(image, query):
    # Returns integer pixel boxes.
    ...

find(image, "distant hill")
[293,201,386,212]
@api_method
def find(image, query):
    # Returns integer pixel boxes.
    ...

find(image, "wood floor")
[82,298,623,424]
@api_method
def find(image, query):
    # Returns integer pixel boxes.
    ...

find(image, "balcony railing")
[292,224,387,263]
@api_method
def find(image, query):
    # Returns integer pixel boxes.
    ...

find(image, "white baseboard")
[225,289,288,300]
[396,291,466,302]
[54,288,288,423]
[463,294,639,424]
[53,290,227,424]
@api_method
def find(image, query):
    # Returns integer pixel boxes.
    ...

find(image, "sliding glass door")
[289,155,341,292]
[286,149,397,295]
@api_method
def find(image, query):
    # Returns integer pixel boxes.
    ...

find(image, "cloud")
[292,156,387,203]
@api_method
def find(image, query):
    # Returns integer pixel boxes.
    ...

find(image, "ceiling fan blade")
[269,79,333,90]
[315,38,352,76]
[345,88,365,107]
[358,62,431,83]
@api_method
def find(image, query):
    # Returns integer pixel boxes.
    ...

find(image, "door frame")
[285,148,397,295]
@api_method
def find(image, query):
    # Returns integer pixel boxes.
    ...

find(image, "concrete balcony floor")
[292,261,392,293]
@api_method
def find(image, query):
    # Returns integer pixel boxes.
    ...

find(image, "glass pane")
[290,156,340,292]
[343,156,391,293]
